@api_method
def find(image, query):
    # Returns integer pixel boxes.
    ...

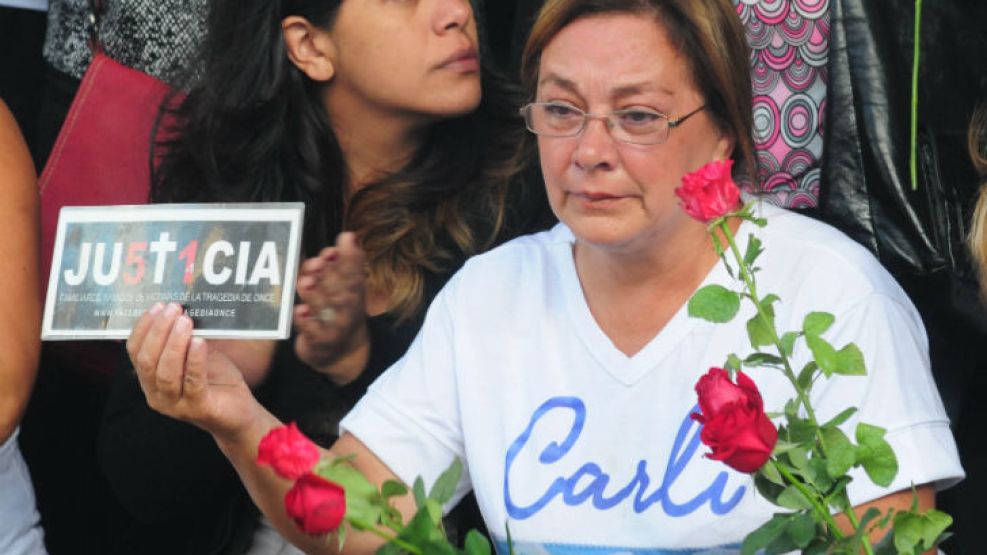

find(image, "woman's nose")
[434,0,472,33]
[573,118,618,173]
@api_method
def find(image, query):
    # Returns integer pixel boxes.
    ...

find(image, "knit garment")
[43,0,207,86]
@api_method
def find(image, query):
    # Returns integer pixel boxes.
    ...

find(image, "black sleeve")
[96,346,238,525]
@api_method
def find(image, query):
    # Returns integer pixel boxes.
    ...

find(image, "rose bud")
[257,422,320,480]
[284,473,346,535]
[675,159,741,222]
[691,367,778,473]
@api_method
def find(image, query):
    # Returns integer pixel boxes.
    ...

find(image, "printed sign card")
[42,203,305,340]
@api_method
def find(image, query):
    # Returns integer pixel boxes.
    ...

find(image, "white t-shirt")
[342,204,963,554]
[0,1,47,11]
[0,428,47,555]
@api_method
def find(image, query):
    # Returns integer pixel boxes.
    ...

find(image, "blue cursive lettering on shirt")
[504,396,745,520]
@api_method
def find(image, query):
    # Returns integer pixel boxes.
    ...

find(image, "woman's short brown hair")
[520,0,755,182]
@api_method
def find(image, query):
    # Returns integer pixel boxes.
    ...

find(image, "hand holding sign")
[293,232,370,386]
[127,302,267,442]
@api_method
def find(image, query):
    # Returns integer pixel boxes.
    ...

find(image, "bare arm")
[128,304,413,553]
[0,100,41,444]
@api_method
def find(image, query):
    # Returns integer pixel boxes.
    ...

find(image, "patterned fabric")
[734,0,830,208]
[43,0,207,86]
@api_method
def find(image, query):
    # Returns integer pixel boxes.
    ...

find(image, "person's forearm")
[213,411,382,554]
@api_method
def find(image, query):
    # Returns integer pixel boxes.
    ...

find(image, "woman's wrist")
[316,337,371,386]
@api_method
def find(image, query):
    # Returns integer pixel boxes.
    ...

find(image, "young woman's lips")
[438,47,480,72]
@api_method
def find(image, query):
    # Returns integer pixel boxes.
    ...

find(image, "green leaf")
[754,472,785,504]
[336,524,347,552]
[786,417,817,443]
[820,427,856,478]
[688,284,741,323]
[786,446,810,473]
[796,361,818,391]
[464,530,492,555]
[745,295,780,348]
[921,509,954,545]
[855,423,899,487]
[802,312,835,337]
[779,331,799,357]
[760,294,780,316]
[747,313,775,348]
[744,234,764,267]
[759,459,785,486]
[821,407,858,430]
[805,457,833,492]
[777,485,814,510]
[893,512,924,555]
[395,506,433,545]
[428,458,463,505]
[805,334,838,377]
[744,352,784,367]
[425,498,444,525]
[375,542,402,555]
[786,512,817,548]
[893,508,953,553]
[764,531,799,555]
[381,480,408,499]
[319,461,382,527]
[783,399,799,420]
[832,343,867,376]
[412,477,427,509]
[823,476,853,513]
[741,514,790,555]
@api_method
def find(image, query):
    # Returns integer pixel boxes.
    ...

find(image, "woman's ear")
[282,16,336,82]
[713,130,736,163]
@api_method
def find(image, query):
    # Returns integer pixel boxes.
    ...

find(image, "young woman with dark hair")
[96,1,549,553]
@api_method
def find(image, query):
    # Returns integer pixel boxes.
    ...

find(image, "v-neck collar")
[550,222,745,386]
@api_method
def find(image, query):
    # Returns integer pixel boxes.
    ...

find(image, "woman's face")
[535,13,733,255]
[326,0,482,121]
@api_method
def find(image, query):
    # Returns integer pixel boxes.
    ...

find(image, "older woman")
[127,0,963,552]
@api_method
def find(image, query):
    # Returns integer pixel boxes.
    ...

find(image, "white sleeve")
[807,292,965,506]
[339,285,471,509]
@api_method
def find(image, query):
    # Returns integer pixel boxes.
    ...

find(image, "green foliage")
[891,508,952,555]
[802,312,835,336]
[744,234,764,267]
[855,424,898,487]
[779,331,799,357]
[679,204,951,555]
[428,458,462,505]
[688,284,741,323]
[313,458,493,555]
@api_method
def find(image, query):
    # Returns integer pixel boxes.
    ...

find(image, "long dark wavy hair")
[153,0,531,319]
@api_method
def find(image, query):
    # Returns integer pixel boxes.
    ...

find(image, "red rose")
[284,473,346,535]
[257,422,320,480]
[691,367,778,473]
[675,159,741,222]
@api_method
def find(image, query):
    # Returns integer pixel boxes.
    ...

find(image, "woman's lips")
[570,191,631,208]
[438,47,480,72]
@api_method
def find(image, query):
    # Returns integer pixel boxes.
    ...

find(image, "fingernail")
[175,315,192,332]
[149,302,164,315]
[166,303,182,316]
